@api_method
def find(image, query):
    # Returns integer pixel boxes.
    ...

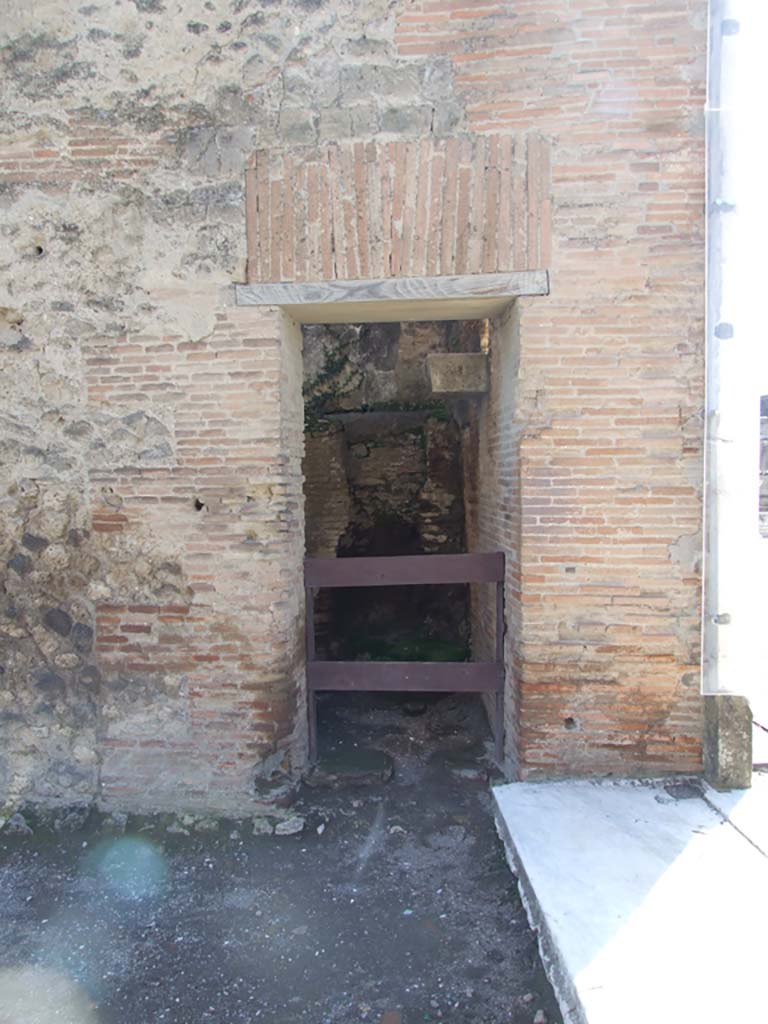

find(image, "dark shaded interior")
[331,517,470,664]
[302,321,479,665]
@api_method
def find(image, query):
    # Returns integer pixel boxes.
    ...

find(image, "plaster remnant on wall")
[668,531,702,574]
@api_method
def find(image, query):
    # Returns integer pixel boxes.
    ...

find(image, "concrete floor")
[0,693,561,1024]
[494,773,768,1024]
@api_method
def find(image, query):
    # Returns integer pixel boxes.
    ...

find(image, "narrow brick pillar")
[468,303,522,776]
[703,695,752,790]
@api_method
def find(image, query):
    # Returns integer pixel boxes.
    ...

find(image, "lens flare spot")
[89,835,168,900]
[0,966,98,1024]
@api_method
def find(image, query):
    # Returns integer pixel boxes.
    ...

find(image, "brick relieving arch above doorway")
[244,133,552,284]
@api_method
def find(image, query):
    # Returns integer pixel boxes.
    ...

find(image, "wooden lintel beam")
[234,270,549,323]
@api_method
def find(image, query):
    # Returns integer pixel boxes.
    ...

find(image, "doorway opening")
[302,318,498,760]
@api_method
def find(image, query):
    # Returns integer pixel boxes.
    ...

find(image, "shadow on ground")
[0,693,562,1024]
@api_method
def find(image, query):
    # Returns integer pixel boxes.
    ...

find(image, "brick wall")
[466,305,524,771]
[85,306,305,812]
[422,0,706,776]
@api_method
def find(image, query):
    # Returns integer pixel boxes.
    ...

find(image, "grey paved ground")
[0,693,561,1024]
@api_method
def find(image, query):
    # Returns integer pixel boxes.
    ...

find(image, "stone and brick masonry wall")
[0,0,705,810]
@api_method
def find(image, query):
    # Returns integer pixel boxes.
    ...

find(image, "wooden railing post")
[494,577,505,766]
[306,585,317,761]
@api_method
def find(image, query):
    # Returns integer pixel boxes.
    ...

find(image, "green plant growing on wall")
[304,328,364,431]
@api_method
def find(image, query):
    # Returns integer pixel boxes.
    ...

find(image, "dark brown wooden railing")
[305,552,505,763]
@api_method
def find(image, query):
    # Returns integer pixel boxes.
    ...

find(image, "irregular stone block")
[43,608,72,637]
[427,353,490,395]
[7,553,32,576]
[3,812,33,836]
[21,533,49,553]
[71,622,94,654]
[34,671,66,697]
[340,65,421,105]
[274,815,305,835]
[78,665,101,686]
[52,803,91,832]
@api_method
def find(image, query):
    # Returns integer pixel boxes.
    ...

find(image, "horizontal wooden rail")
[307,661,503,693]
[304,552,504,588]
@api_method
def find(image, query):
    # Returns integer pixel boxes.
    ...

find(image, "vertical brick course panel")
[245,134,552,283]
[87,306,305,812]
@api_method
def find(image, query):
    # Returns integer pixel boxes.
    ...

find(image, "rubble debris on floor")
[0,693,561,1024]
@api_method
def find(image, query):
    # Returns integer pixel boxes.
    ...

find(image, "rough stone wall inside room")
[1,0,706,806]
[303,320,478,662]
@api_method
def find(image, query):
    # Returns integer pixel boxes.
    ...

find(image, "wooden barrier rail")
[304,552,505,763]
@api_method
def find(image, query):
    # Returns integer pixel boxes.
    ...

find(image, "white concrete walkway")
[493,774,768,1024]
